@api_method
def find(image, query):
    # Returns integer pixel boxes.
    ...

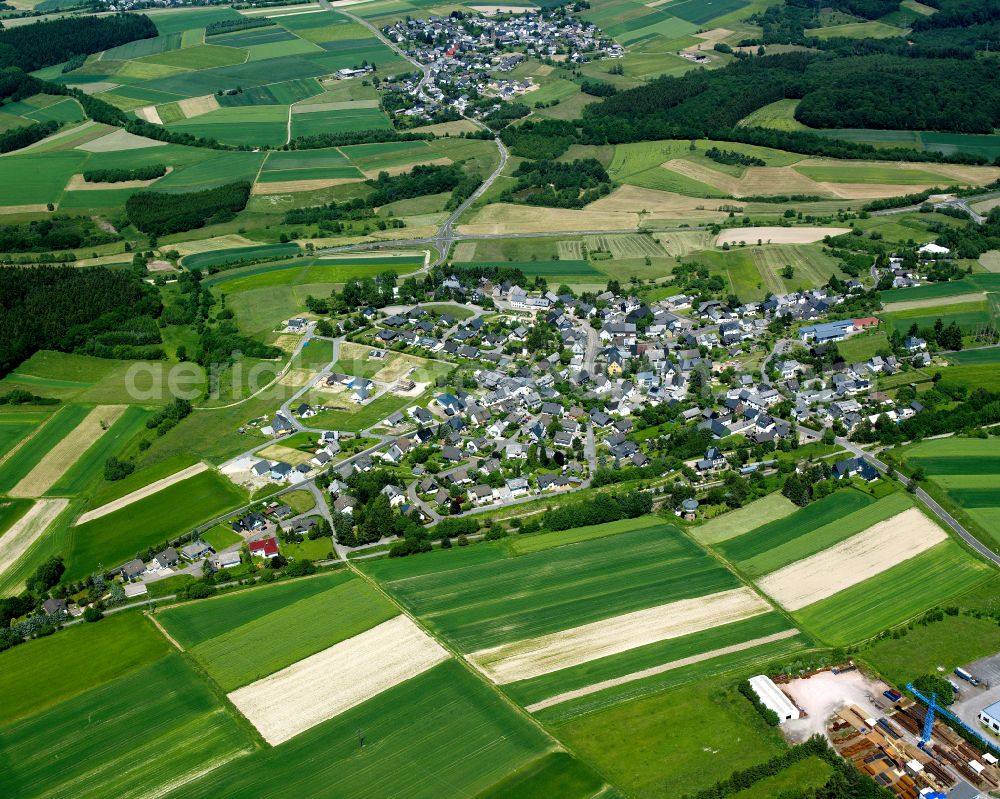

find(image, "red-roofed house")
[249,537,279,559]
[853,317,880,330]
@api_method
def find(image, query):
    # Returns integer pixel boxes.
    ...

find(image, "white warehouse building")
[749,675,800,723]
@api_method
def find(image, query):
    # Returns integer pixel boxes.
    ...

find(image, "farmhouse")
[748,675,800,722]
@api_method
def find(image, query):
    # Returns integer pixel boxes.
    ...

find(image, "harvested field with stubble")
[0,499,68,578]
[757,508,947,611]
[227,614,448,745]
[177,94,220,118]
[9,405,125,497]
[470,587,770,684]
[715,226,848,246]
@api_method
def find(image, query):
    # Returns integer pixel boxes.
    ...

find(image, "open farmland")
[693,493,797,545]
[0,404,92,494]
[363,520,744,653]
[0,653,253,799]
[470,586,771,684]
[553,678,789,797]
[159,571,398,690]
[9,405,125,497]
[0,498,69,582]
[66,468,246,581]
[900,436,1000,547]
[721,491,911,578]
[0,612,171,725]
[167,660,561,799]
[793,538,993,645]
[757,507,948,611]
[228,614,448,744]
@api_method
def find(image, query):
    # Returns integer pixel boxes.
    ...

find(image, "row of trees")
[125,181,252,235]
[541,490,653,531]
[83,164,167,183]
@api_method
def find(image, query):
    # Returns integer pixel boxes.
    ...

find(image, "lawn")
[794,538,993,646]
[283,489,316,514]
[730,757,834,799]
[160,571,397,690]
[364,522,742,652]
[0,652,253,799]
[862,606,1000,687]
[692,493,797,545]
[715,489,875,568]
[66,468,247,581]
[837,330,890,362]
[553,678,788,798]
[165,659,553,799]
[201,523,242,551]
[0,612,170,725]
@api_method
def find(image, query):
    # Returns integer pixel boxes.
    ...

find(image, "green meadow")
[66,469,247,581]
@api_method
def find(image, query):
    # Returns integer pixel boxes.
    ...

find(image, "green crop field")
[553,678,788,797]
[1,652,252,799]
[0,498,33,540]
[794,164,950,185]
[147,7,242,35]
[693,493,797,545]
[879,274,1000,304]
[882,300,991,334]
[0,613,170,725]
[66,469,247,581]
[715,489,875,568]
[0,151,85,206]
[291,107,391,138]
[794,537,993,645]
[452,259,603,282]
[167,105,288,147]
[0,409,51,459]
[160,572,397,690]
[814,129,1000,160]
[45,406,151,497]
[184,243,301,269]
[508,515,666,555]
[900,437,1000,546]
[165,659,554,799]
[363,522,742,652]
[736,492,912,578]
[0,404,92,494]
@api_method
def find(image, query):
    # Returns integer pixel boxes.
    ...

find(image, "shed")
[748,675,800,722]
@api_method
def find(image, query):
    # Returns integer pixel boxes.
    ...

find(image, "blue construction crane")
[905,682,1000,753]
